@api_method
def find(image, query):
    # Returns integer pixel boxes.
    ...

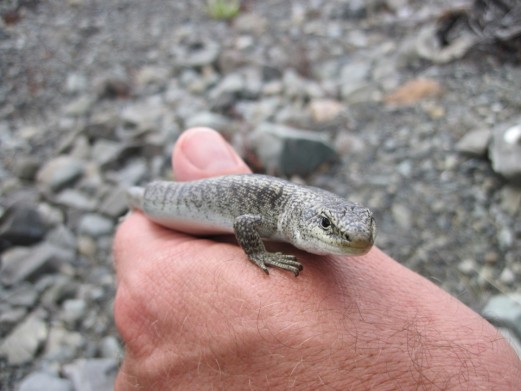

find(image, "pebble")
[456,128,491,157]
[0,243,74,286]
[0,204,47,247]
[482,294,521,338]
[63,358,117,391]
[489,120,521,183]
[308,99,345,123]
[44,326,85,363]
[98,186,130,218]
[36,156,85,192]
[78,214,114,238]
[0,312,48,365]
[18,372,73,391]
[249,123,338,176]
[61,299,88,326]
[55,189,98,211]
[184,111,232,132]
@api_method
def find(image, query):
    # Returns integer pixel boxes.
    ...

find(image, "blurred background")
[1,0,520,389]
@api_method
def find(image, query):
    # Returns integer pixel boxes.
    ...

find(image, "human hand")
[113,128,521,390]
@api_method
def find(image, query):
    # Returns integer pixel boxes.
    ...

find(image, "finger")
[172,127,251,181]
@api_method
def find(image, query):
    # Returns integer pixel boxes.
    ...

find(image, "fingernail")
[181,128,242,171]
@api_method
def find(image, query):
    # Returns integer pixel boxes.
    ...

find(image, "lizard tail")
[127,187,145,210]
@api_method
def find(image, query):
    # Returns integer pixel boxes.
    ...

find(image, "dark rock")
[0,204,47,248]
[250,123,338,176]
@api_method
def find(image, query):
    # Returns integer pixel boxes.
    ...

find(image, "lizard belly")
[146,214,233,235]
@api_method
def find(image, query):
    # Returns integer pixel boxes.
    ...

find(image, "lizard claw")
[248,252,303,276]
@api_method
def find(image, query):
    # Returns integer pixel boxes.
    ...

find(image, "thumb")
[172,127,251,181]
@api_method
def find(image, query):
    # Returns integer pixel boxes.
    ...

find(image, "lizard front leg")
[233,214,303,276]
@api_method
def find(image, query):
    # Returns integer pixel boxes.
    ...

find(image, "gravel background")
[1,0,520,389]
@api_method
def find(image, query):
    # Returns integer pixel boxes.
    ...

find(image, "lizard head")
[289,195,376,256]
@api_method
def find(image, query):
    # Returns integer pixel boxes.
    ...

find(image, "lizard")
[127,174,376,276]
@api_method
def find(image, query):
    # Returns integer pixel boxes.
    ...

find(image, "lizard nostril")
[345,234,351,242]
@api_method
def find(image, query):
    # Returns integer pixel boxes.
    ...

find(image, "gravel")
[1,0,520,389]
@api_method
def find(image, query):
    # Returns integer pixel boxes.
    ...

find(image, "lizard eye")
[320,216,331,229]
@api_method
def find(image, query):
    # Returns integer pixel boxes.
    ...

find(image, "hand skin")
[113,128,521,390]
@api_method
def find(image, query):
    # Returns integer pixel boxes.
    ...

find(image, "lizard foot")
[248,252,303,276]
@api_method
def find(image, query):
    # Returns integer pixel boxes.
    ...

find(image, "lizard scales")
[128,174,376,276]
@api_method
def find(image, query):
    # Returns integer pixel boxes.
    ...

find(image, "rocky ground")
[1,0,520,389]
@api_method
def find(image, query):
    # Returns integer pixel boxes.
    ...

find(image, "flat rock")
[99,186,130,218]
[55,189,98,211]
[63,358,117,391]
[18,372,73,391]
[456,128,492,157]
[36,156,85,192]
[0,242,74,286]
[482,294,521,338]
[249,123,338,176]
[489,120,521,183]
[78,214,114,237]
[0,204,47,247]
[184,111,231,132]
[0,312,48,365]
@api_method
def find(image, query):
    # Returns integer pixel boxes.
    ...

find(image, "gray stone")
[19,372,73,391]
[414,24,476,64]
[44,325,85,362]
[91,139,126,169]
[7,283,39,307]
[13,156,41,181]
[114,159,148,186]
[63,358,117,391]
[36,156,85,192]
[120,99,166,133]
[0,204,46,247]
[0,307,27,332]
[184,111,231,132]
[61,299,87,325]
[37,202,65,227]
[489,121,521,183]
[47,225,77,251]
[482,294,521,337]
[100,335,123,359]
[63,95,95,116]
[99,186,130,218]
[39,275,77,308]
[55,189,98,211]
[78,214,114,237]
[391,203,413,230]
[0,243,74,286]
[249,123,338,176]
[176,39,220,68]
[84,110,119,140]
[0,312,48,365]
[499,185,521,214]
[456,128,492,157]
